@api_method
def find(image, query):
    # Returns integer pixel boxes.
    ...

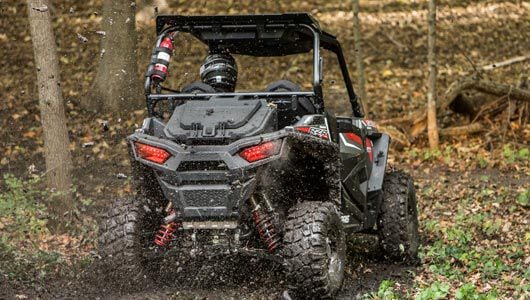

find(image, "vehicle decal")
[309,127,329,139]
[294,126,329,140]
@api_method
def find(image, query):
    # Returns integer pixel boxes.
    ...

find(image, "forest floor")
[1,0,529,299]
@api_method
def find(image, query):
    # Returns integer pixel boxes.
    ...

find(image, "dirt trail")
[96,261,411,299]
[94,225,414,299]
[2,235,415,299]
[110,260,413,300]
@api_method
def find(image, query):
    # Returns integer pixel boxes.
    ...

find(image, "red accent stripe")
[365,138,373,161]
[294,126,311,134]
[344,132,363,145]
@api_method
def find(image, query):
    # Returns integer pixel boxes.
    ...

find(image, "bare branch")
[481,54,530,71]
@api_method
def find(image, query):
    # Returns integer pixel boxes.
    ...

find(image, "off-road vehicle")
[98,13,419,298]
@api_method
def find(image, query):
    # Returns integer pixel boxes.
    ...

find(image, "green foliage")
[477,157,489,168]
[481,219,501,237]
[0,174,64,282]
[422,149,443,162]
[420,201,528,298]
[363,280,400,300]
[455,283,497,300]
[517,147,529,161]
[415,282,450,300]
[424,220,439,233]
[502,145,516,163]
[0,236,64,282]
[516,188,529,207]
[502,145,528,164]
[0,174,49,241]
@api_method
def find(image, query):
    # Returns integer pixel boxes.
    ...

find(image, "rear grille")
[177,160,229,171]
[180,179,228,185]
[188,139,232,146]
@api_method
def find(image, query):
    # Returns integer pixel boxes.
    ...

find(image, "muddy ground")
[3,237,414,299]
[3,164,522,299]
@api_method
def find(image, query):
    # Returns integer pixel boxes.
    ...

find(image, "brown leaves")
[22,131,37,138]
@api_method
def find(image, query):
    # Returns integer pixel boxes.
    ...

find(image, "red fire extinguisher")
[150,36,174,83]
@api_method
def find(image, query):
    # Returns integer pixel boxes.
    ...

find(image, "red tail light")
[239,140,281,162]
[134,142,171,164]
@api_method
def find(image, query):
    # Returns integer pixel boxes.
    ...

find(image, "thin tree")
[352,0,368,115]
[87,0,141,113]
[427,0,439,148]
[26,0,74,220]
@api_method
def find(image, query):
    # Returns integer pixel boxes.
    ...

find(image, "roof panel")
[155,13,341,56]
[156,13,321,34]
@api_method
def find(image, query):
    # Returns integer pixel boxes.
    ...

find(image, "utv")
[98,13,419,298]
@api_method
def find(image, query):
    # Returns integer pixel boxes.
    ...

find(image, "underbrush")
[371,142,530,299]
[0,174,95,283]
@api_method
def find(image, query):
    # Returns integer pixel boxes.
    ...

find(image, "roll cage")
[145,13,364,118]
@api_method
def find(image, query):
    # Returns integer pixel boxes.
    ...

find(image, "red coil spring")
[252,210,280,253]
[154,222,179,247]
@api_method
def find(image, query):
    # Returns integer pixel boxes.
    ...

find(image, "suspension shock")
[154,222,179,247]
[154,202,180,247]
[249,196,280,253]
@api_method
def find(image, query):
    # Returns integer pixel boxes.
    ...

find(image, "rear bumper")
[128,131,286,220]
[158,177,256,219]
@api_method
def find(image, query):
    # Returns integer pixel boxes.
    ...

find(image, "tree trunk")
[87,0,141,113]
[427,0,439,149]
[351,0,368,115]
[26,0,73,220]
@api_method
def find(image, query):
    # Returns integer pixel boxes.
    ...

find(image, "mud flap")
[283,132,341,206]
[367,134,389,192]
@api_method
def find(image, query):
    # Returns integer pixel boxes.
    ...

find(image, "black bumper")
[128,130,286,220]
[158,176,256,219]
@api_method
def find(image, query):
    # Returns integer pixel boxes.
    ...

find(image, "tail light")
[239,140,281,163]
[134,142,171,164]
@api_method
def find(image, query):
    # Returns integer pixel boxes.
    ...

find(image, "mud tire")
[98,197,161,286]
[282,202,346,299]
[378,170,420,262]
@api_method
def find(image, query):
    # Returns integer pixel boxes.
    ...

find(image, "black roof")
[155,13,342,56]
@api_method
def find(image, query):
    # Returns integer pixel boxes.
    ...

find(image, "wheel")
[282,201,346,299]
[98,197,161,285]
[378,170,420,262]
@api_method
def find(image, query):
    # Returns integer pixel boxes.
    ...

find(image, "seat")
[265,80,302,93]
[266,80,316,128]
[181,82,216,93]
